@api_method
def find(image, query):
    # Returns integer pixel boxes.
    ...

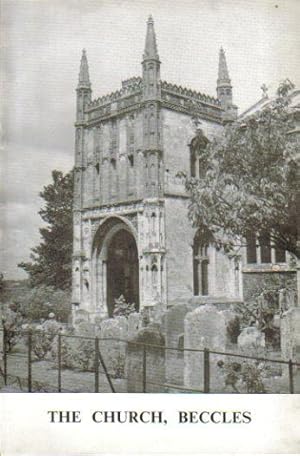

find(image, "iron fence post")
[142,344,147,393]
[28,330,32,392]
[3,325,7,385]
[95,337,99,393]
[203,348,210,393]
[58,333,62,392]
[288,360,294,394]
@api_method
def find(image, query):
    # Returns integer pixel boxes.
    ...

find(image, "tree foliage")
[184,80,299,259]
[18,170,73,289]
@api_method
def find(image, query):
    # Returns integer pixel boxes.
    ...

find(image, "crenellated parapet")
[161,81,222,122]
[84,77,222,124]
[122,77,143,90]
[161,81,220,107]
[87,77,142,109]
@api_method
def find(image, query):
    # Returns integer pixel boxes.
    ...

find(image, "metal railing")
[0,326,299,393]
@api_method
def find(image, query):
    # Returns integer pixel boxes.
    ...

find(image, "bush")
[218,359,267,393]
[50,327,95,371]
[113,295,136,318]
[29,319,62,360]
[2,305,24,352]
[19,286,71,322]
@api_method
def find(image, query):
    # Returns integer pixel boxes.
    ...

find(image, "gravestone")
[128,312,142,339]
[99,316,128,378]
[184,304,226,392]
[281,307,300,361]
[126,324,165,392]
[279,289,297,314]
[238,326,265,350]
[163,304,190,385]
[281,307,300,391]
[73,309,90,325]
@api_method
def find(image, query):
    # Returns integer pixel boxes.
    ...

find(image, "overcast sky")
[1,0,300,279]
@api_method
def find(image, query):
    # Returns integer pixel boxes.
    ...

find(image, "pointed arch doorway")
[92,218,139,318]
[107,229,139,316]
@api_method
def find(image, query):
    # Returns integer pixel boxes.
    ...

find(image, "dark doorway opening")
[107,229,139,317]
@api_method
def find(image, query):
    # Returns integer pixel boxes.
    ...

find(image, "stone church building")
[72,16,251,320]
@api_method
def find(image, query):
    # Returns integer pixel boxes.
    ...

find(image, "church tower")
[72,18,242,322]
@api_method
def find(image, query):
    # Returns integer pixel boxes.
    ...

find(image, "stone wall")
[242,271,296,304]
[164,197,194,304]
[81,111,145,208]
[161,108,222,187]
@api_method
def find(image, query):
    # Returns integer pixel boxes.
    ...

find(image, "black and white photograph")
[0,0,300,453]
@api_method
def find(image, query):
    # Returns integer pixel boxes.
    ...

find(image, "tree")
[19,170,73,290]
[184,79,299,301]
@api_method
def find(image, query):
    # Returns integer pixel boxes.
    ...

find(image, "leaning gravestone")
[163,304,190,385]
[126,324,165,393]
[184,304,226,392]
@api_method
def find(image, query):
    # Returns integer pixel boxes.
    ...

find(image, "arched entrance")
[107,229,139,317]
[92,217,139,318]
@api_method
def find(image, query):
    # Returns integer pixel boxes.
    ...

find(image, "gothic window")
[190,129,209,178]
[193,231,209,296]
[246,232,287,265]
